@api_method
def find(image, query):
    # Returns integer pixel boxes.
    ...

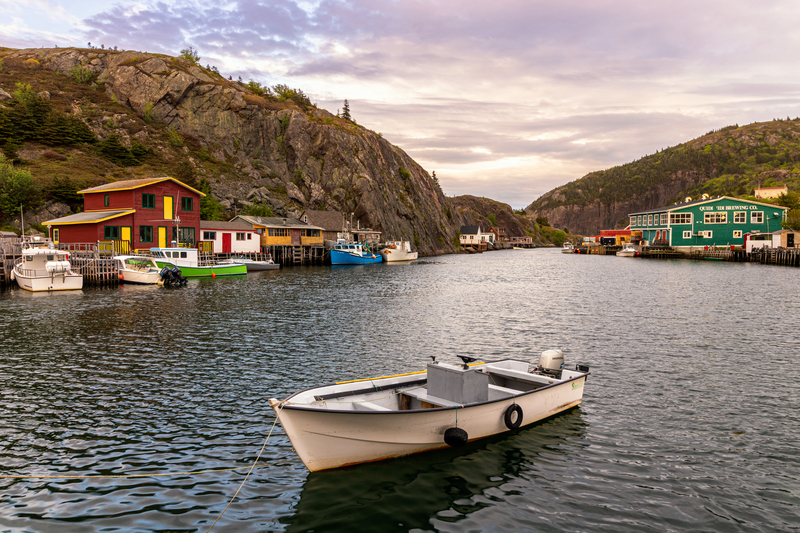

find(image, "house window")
[683,230,692,238]
[203,231,216,240]
[734,212,746,223]
[139,225,153,243]
[637,216,642,226]
[174,227,195,244]
[660,214,668,225]
[704,212,727,224]
[247,233,252,240]
[751,211,763,223]
[142,193,155,209]
[104,226,120,239]
[104,193,110,207]
[670,213,692,224]
[268,228,289,237]
[181,197,193,211]
[236,232,246,241]
[647,215,653,225]
[630,216,636,227]
[733,230,743,238]
[53,228,60,242]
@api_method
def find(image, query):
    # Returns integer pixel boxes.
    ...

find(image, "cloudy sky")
[3,1,800,207]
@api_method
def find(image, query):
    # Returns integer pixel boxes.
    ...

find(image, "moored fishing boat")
[12,239,83,291]
[616,243,637,257]
[220,256,280,271]
[330,241,382,265]
[380,241,418,262]
[151,247,246,277]
[269,350,589,472]
[561,242,575,253]
[114,255,162,284]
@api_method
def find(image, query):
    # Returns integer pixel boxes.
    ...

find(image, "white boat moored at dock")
[12,239,83,292]
[114,255,162,284]
[269,350,589,471]
[616,243,638,257]
[380,241,418,262]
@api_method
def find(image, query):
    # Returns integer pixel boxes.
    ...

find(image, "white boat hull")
[381,249,419,262]
[13,269,83,291]
[270,372,586,472]
[616,251,635,257]
[120,270,162,284]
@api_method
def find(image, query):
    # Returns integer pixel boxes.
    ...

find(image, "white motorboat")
[12,239,83,292]
[221,256,280,271]
[114,255,162,284]
[616,243,637,257]
[380,241,419,262]
[269,350,589,472]
[561,242,574,253]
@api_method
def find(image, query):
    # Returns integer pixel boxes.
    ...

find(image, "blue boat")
[330,242,383,265]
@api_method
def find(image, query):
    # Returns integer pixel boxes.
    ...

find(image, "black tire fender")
[504,404,523,430]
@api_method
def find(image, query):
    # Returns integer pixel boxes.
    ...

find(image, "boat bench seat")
[488,383,521,397]
[483,365,558,385]
[401,389,463,408]
[353,401,392,412]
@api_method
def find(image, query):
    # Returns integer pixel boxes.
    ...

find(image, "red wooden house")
[44,177,204,250]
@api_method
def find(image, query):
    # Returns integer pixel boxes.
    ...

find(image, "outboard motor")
[160,266,187,287]
[535,349,564,379]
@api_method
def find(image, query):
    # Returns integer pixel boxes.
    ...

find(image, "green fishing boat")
[151,247,246,277]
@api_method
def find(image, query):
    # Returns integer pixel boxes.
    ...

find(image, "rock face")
[529,172,705,235]
[8,48,460,254]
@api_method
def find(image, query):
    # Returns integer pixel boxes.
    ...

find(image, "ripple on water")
[1,250,799,532]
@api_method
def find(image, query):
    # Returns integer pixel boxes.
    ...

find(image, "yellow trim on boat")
[335,362,486,385]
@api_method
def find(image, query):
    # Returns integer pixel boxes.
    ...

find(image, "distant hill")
[0,46,553,251]
[526,120,800,235]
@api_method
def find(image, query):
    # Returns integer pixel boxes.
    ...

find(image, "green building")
[629,196,789,249]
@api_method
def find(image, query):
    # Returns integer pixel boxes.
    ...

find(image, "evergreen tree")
[342,99,351,121]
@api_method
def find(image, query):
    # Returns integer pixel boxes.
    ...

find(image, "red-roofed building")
[44,177,204,250]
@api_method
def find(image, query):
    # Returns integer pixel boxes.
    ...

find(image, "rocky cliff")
[0,47,463,253]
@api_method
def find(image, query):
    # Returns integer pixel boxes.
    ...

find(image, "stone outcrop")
[1,46,554,252]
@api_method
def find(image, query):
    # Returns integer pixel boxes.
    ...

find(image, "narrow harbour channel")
[1,249,798,532]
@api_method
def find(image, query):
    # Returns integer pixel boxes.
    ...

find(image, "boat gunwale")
[277,368,589,415]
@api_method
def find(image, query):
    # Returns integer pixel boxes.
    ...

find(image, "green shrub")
[179,46,200,65]
[166,127,184,147]
[69,64,94,84]
[199,177,224,220]
[142,101,155,123]
[98,134,140,166]
[244,202,273,217]
[399,167,411,180]
[273,84,312,107]
[0,155,41,217]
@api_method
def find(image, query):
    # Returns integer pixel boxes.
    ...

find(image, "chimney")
[283,218,287,225]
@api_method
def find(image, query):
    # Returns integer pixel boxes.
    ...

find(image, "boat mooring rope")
[205,401,285,532]
[0,406,288,533]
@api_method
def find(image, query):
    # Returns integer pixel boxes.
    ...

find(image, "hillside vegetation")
[0,47,553,249]
[527,120,800,235]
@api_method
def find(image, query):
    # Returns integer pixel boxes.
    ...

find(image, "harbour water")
[1,250,798,532]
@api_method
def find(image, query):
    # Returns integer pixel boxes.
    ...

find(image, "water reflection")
[283,409,587,533]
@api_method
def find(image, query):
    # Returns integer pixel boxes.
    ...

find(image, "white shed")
[200,219,260,254]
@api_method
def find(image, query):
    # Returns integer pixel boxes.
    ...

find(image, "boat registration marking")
[572,379,584,390]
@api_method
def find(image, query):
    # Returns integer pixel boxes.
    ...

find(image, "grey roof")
[460,225,481,234]
[629,195,791,216]
[233,215,323,230]
[78,177,205,196]
[300,209,345,231]
[200,219,255,230]
[43,209,135,225]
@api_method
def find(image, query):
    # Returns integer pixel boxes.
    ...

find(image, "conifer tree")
[342,99,351,121]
